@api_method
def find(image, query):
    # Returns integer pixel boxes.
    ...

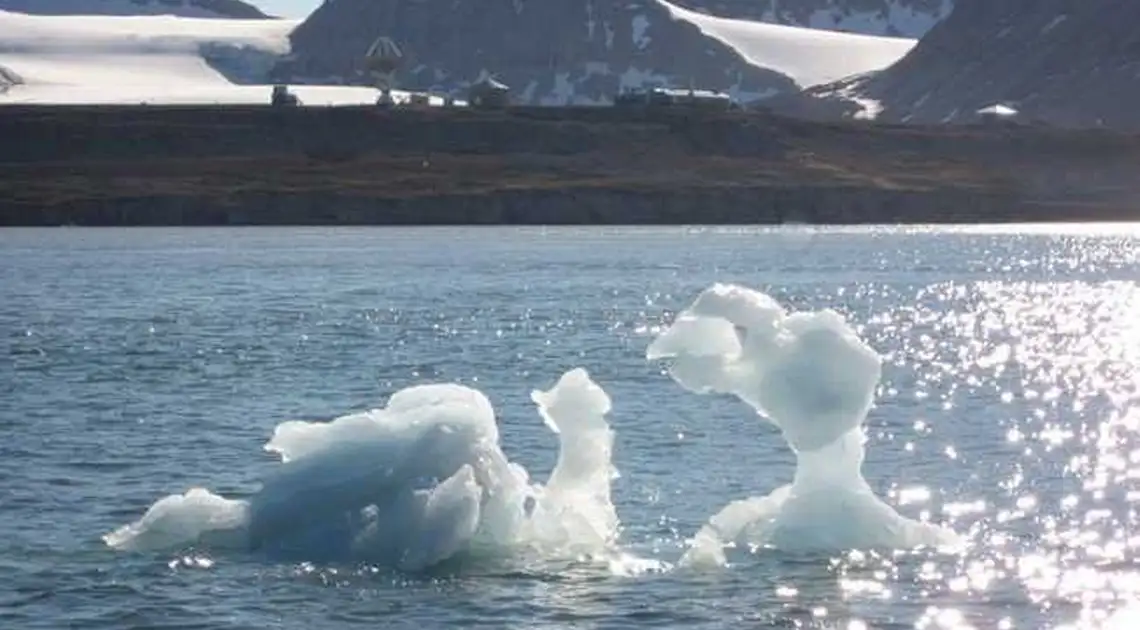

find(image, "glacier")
[0,10,421,105]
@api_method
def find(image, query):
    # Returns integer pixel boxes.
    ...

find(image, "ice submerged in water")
[104,368,620,571]
[647,283,957,567]
[107,283,957,572]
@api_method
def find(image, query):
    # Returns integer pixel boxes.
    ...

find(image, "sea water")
[4,225,1140,629]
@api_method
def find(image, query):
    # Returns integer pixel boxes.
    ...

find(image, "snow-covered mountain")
[0,10,392,104]
[789,0,1140,131]
[0,0,270,19]
[276,0,916,105]
[682,0,952,38]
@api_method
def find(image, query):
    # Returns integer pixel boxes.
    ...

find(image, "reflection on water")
[766,271,1140,629]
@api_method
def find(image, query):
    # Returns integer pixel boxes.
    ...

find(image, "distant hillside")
[6,105,1140,226]
[684,0,951,37]
[785,0,1140,131]
[277,0,915,106]
[0,0,271,19]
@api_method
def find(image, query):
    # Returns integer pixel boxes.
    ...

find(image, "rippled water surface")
[4,225,1140,629]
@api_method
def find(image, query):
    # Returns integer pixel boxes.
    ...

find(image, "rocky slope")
[280,0,797,105]
[0,0,270,18]
[685,0,951,37]
[787,0,1140,130]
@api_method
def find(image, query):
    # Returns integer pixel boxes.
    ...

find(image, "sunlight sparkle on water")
[13,227,1140,629]
[851,236,1140,628]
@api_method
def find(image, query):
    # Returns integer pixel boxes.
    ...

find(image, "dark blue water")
[4,225,1140,629]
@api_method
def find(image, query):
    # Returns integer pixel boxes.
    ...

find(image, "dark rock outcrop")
[789,0,1140,131]
[277,0,796,105]
[0,0,271,18]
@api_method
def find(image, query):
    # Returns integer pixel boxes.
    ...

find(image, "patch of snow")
[532,69,611,106]
[977,103,1018,117]
[631,14,650,50]
[803,1,951,37]
[585,0,596,40]
[618,66,669,92]
[813,74,882,119]
[834,80,882,120]
[850,96,883,120]
[656,0,916,88]
[543,71,575,105]
[1041,14,1067,35]
[724,82,777,104]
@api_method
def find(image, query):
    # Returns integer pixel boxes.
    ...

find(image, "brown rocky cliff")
[2,105,1139,225]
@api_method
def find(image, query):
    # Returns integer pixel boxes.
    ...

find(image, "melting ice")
[107,283,957,572]
[105,368,622,571]
[647,283,957,567]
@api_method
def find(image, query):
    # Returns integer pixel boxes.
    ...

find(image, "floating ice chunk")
[528,368,620,551]
[650,284,957,564]
[753,309,881,452]
[103,488,248,552]
[394,464,483,572]
[247,384,511,554]
[687,282,785,331]
[648,283,879,451]
[532,367,612,435]
[646,315,740,361]
[684,486,792,568]
[265,383,500,464]
[106,368,624,571]
[763,428,949,551]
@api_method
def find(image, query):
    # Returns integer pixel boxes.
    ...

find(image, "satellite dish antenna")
[365,35,403,106]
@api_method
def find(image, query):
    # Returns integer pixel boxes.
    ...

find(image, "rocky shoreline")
[2,105,1139,226]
